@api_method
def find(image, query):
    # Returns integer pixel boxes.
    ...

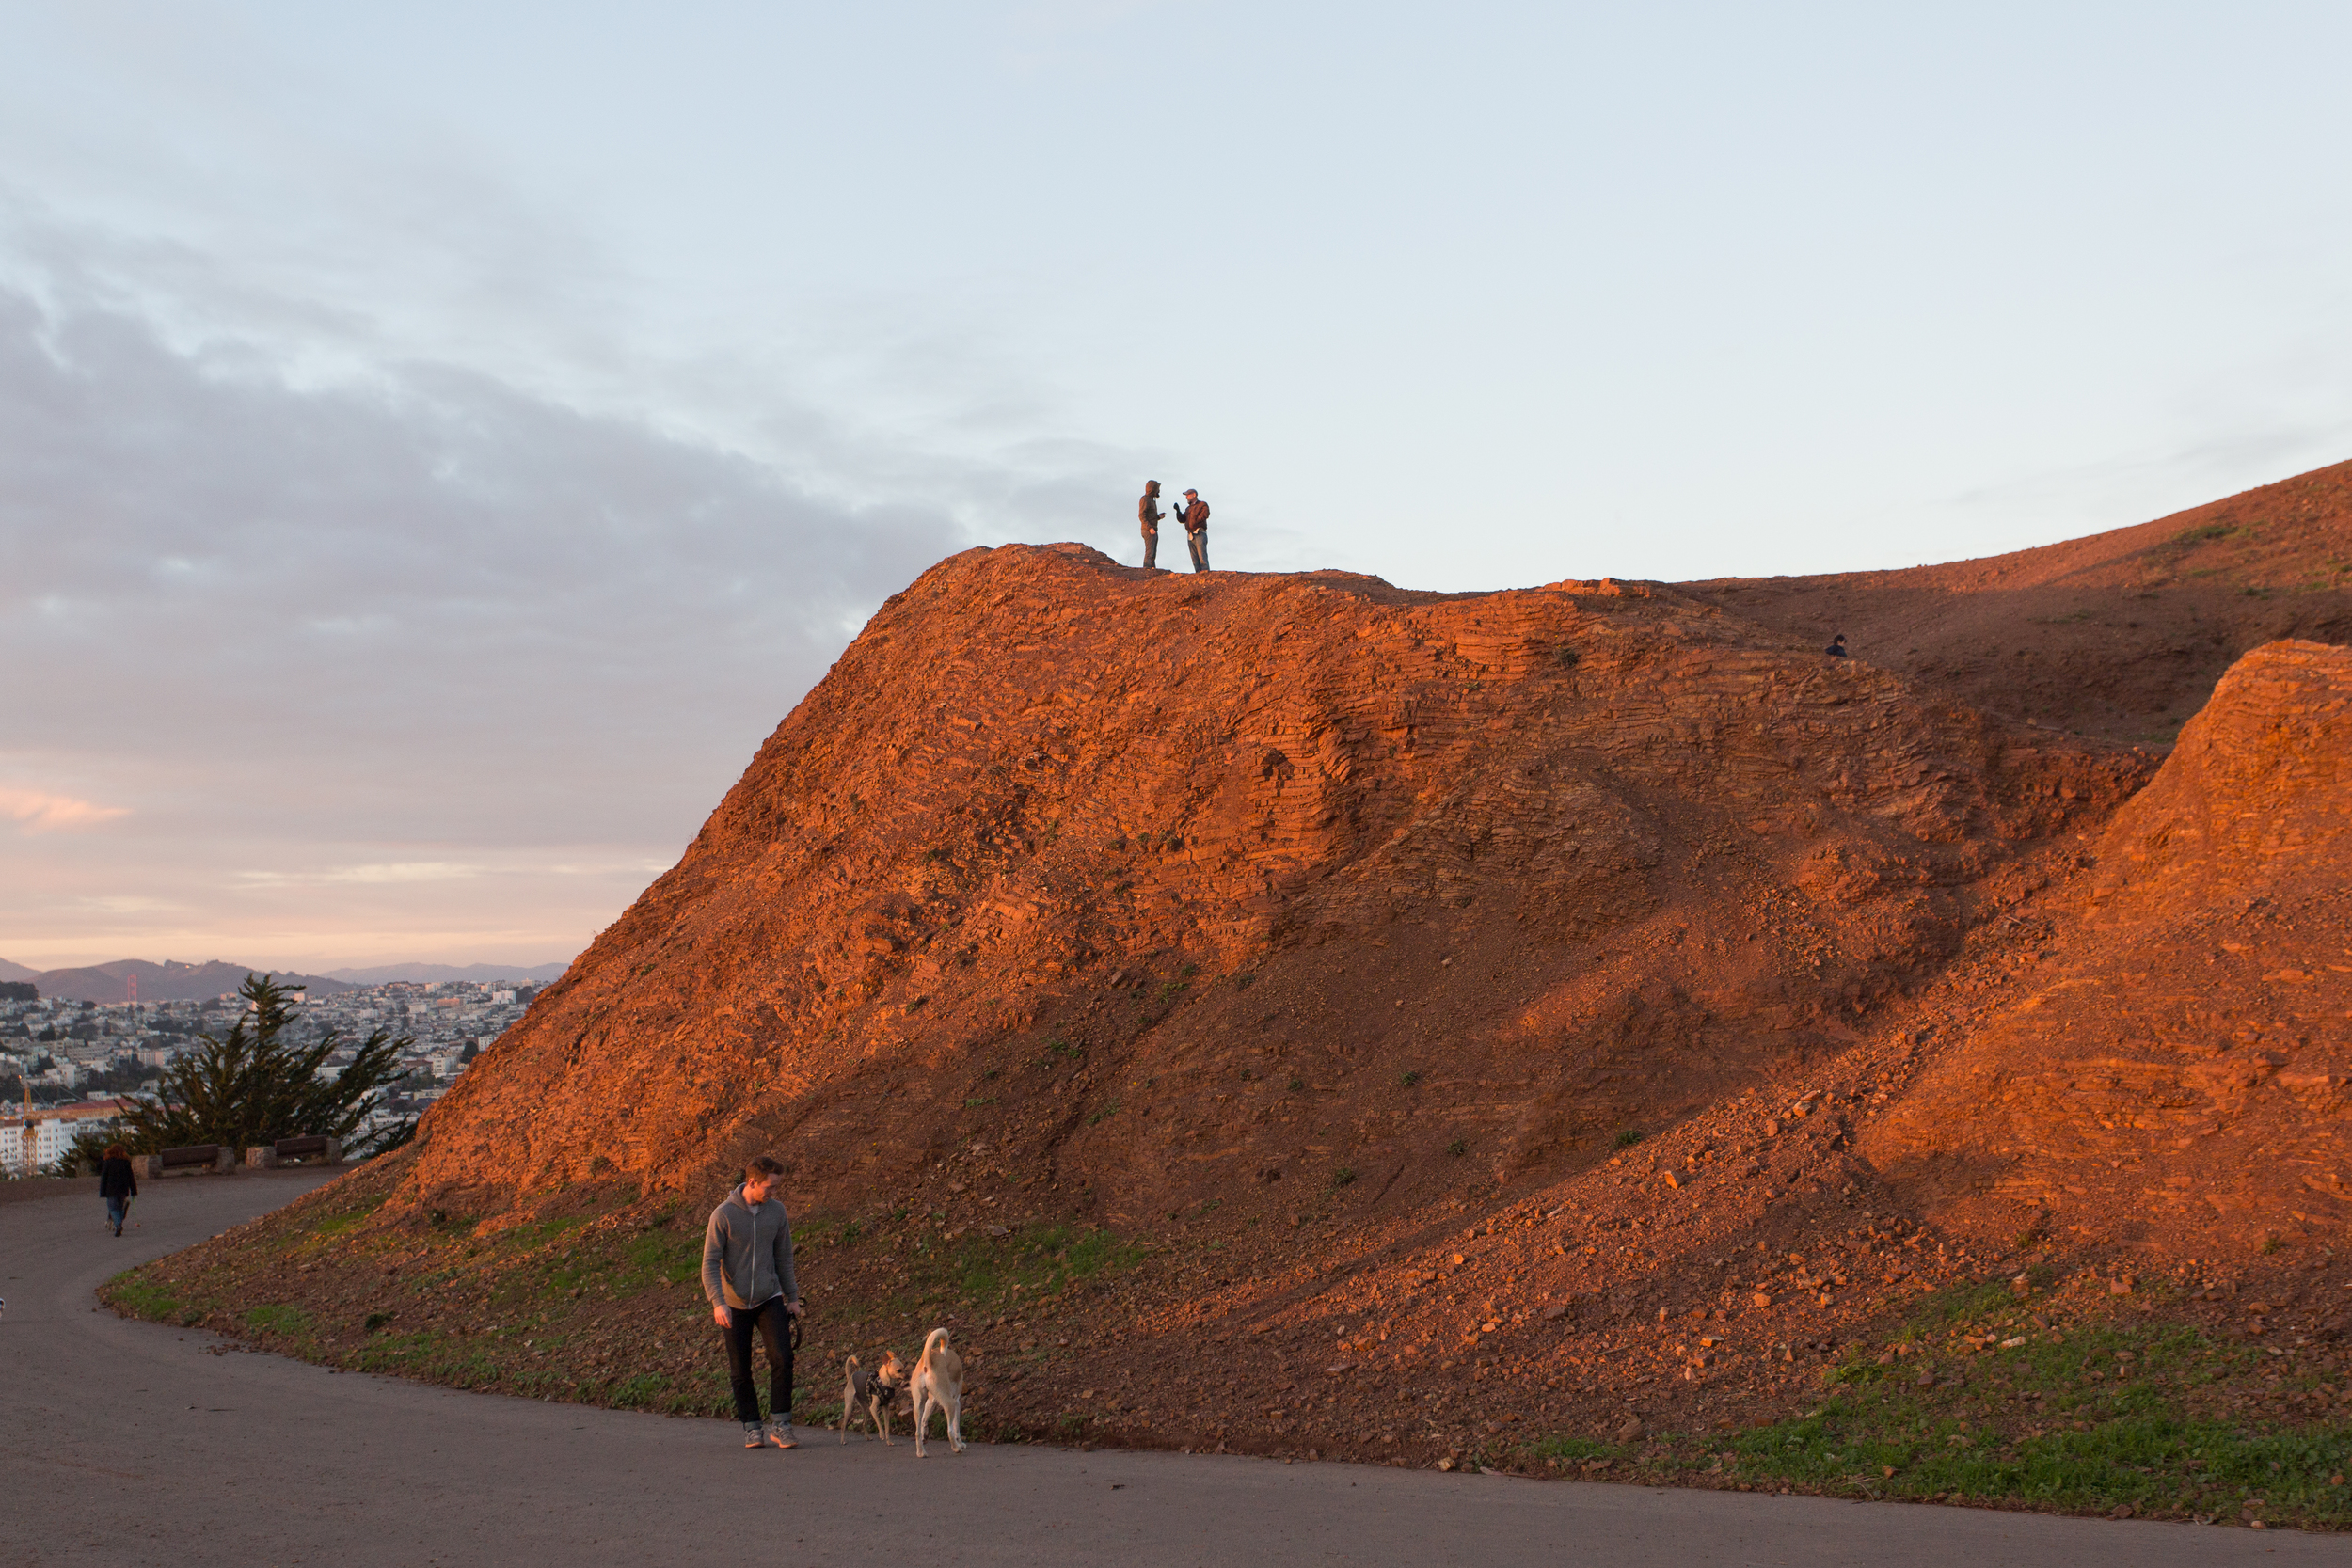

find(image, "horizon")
[5,2,2348,969]
[1,952,576,977]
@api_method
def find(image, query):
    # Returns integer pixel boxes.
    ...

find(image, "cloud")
[0,787,129,832]
[236,862,485,888]
[0,226,986,965]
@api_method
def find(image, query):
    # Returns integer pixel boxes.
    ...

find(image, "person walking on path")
[1138,480,1165,569]
[1178,487,1211,572]
[98,1144,136,1236]
[703,1155,803,1449]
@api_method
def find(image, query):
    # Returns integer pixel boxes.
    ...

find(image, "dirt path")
[3,1175,2332,1566]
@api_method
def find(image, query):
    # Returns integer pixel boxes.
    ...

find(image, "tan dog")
[838,1351,906,1445]
[911,1327,965,1457]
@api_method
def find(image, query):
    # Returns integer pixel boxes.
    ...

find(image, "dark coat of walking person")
[703,1155,803,1449]
[1178,488,1211,572]
[98,1145,136,1236]
[1138,480,1165,569]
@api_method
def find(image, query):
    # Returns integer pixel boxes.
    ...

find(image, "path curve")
[1,1176,2330,1567]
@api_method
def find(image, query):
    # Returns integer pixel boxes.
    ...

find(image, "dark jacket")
[1138,490,1163,531]
[1180,498,1210,534]
[99,1156,138,1199]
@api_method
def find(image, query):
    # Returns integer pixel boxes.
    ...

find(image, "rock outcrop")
[1867,640,2352,1249]
[404,544,2143,1227]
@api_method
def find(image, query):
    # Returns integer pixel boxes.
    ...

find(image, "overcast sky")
[4,2,2348,972]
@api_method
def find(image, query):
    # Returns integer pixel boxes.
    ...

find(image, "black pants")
[722,1298,794,1425]
[1186,529,1210,571]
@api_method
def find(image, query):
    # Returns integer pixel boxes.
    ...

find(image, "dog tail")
[844,1353,861,1370]
[922,1326,951,1360]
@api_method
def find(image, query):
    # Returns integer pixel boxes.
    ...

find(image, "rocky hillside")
[399,546,2142,1225]
[1869,639,2352,1250]
[115,467,2352,1525]
[1683,458,2352,745]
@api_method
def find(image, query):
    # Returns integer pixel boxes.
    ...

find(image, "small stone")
[2110,1503,2134,1519]
[1436,1456,1456,1472]
[1915,1368,1935,1388]
[1752,1292,1772,1308]
[2109,1276,2135,1295]
[1616,1418,1645,1443]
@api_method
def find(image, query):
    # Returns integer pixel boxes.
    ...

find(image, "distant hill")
[321,960,573,986]
[30,958,358,1004]
[0,957,38,982]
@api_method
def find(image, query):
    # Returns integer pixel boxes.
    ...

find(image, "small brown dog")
[838,1350,907,1445]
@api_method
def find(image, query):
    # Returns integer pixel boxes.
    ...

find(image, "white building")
[1,1103,121,1175]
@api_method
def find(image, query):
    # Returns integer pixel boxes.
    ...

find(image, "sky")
[3,1,2348,973]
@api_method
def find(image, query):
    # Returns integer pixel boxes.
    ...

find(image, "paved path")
[3,1177,2337,1568]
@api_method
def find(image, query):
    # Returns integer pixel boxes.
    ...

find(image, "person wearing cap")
[1138,480,1165,569]
[1178,488,1211,572]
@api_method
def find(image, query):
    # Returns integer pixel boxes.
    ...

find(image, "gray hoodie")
[701,1184,799,1310]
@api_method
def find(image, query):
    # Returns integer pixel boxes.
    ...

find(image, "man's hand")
[787,1298,805,1318]
[712,1303,732,1327]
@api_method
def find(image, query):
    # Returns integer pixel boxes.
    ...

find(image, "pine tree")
[111,973,415,1156]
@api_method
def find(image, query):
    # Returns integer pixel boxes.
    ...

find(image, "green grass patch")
[243,1303,312,1336]
[896,1220,1148,1309]
[1542,1277,2352,1527]
[104,1271,184,1323]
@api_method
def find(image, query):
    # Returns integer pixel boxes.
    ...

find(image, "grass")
[1519,1274,2352,1528]
[892,1220,1149,1310]
[105,1271,194,1324]
[243,1302,313,1336]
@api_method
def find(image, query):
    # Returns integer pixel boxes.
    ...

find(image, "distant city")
[0,968,559,1175]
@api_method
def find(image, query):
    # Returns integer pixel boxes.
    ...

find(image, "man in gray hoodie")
[703,1155,803,1448]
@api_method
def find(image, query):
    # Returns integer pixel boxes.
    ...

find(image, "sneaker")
[765,1419,798,1449]
[742,1422,766,1449]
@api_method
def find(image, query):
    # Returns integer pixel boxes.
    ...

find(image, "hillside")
[115,467,2352,1524]
[1868,639,2352,1249]
[1682,458,2352,745]
[398,547,2143,1219]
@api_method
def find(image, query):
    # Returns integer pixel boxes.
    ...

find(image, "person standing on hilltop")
[1138,480,1165,569]
[703,1155,803,1449]
[99,1144,136,1236]
[1179,486,1212,572]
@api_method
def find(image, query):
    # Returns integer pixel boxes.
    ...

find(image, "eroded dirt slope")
[399,545,2137,1226]
[1681,459,2352,744]
[118,471,2352,1521]
[1868,639,2352,1250]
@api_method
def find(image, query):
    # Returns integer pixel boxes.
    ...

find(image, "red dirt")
[128,461,2352,1480]
[1682,458,2352,745]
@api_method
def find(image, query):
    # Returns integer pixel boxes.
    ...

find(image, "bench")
[244,1134,343,1169]
[144,1144,235,1178]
